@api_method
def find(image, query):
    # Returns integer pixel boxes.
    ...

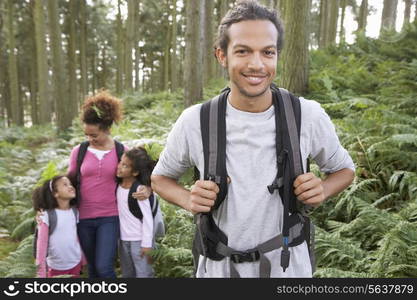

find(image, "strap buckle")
[230,250,260,264]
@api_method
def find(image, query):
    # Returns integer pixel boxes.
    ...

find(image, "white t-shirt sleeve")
[306,99,355,173]
[138,198,154,248]
[152,109,194,179]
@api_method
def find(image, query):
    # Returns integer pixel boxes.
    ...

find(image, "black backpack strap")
[47,209,57,236]
[200,89,229,209]
[128,181,143,221]
[114,140,125,161]
[194,90,230,273]
[75,141,90,203]
[149,193,158,218]
[267,87,304,272]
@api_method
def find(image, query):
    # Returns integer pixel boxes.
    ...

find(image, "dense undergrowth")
[0,23,416,277]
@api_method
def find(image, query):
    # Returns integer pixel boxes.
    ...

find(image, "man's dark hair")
[214,0,284,55]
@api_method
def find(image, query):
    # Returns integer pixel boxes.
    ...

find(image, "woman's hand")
[132,185,152,201]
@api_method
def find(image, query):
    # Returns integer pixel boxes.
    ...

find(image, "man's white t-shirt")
[153,96,355,277]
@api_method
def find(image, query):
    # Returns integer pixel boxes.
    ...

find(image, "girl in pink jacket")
[33,175,85,278]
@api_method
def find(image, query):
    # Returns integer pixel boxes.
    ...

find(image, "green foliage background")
[0,24,416,278]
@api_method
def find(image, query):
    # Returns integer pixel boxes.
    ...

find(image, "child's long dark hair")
[124,147,156,186]
[32,175,76,211]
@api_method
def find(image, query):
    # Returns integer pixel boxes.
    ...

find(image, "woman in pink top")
[67,91,150,278]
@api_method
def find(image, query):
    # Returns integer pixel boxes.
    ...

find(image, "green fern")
[0,235,36,278]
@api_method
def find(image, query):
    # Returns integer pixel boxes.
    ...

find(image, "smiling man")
[151,0,355,278]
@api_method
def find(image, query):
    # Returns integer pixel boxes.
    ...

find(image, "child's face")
[54,177,76,200]
[117,154,138,179]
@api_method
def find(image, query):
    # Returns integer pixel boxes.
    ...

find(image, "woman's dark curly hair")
[123,147,156,186]
[81,90,123,130]
[32,175,77,211]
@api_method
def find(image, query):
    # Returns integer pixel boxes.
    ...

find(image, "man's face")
[217,19,278,99]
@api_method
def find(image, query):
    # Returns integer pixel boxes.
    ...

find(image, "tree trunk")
[327,0,339,45]
[79,0,88,100]
[27,1,39,125]
[47,0,68,131]
[184,0,203,107]
[204,0,215,84]
[134,0,141,91]
[6,0,23,126]
[403,0,412,28]
[100,47,107,88]
[380,0,398,34]
[318,0,328,48]
[0,11,12,126]
[125,0,135,93]
[33,0,51,124]
[217,0,230,79]
[116,0,123,95]
[358,0,368,33]
[170,0,178,91]
[279,0,311,95]
[91,49,96,92]
[414,0,417,22]
[67,0,78,126]
[339,0,346,43]
[163,0,170,91]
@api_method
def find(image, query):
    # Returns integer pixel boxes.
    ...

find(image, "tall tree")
[33,0,51,124]
[415,0,417,22]
[184,0,203,106]
[125,0,136,92]
[0,4,11,126]
[327,0,339,44]
[6,0,23,125]
[170,0,178,91]
[403,0,412,28]
[79,0,88,99]
[357,0,368,33]
[380,0,398,34]
[47,0,68,131]
[339,0,347,43]
[116,0,124,95]
[203,0,215,84]
[134,0,141,92]
[279,0,311,95]
[67,0,78,125]
[318,0,339,47]
[163,0,171,91]
[318,0,328,48]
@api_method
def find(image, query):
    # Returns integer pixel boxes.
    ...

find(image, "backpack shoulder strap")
[76,141,89,176]
[114,140,125,161]
[128,181,144,221]
[47,209,57,236]
[75,141,89,202]
[149,193,158,218]
[277,87,303,177]
[200,89,229,210]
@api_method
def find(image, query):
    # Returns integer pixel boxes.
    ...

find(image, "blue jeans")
[77,216,120,278]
